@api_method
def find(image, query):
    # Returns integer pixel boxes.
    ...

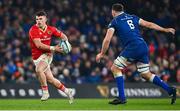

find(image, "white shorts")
[33,53,53,69]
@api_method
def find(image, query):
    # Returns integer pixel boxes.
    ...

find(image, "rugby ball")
[59,40,72,54]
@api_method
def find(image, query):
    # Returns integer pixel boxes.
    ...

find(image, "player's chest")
[39,30,53,41]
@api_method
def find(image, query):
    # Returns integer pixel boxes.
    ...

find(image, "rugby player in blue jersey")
[96,3,176,105]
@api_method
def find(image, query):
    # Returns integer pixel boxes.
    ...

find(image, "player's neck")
[115,11,124,17]
[39,25,47,32]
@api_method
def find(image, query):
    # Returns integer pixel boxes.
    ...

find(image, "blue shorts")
[113,41,150,74]
[120,41,149,64]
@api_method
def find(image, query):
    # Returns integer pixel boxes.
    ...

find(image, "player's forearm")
[36,43,54,52]
[61,33,68,41]
[101,39,110,55]
[146,22,167,33]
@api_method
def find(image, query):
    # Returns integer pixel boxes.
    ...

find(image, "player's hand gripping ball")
[59,40,72,55]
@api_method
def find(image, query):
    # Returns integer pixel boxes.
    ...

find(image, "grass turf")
[0,98,179,110]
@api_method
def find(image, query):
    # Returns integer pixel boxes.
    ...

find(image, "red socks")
[42,84,66,92]
[58,83,66,91]
[41,86,48,90]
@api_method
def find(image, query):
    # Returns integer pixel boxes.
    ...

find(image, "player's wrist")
[50,46,55,52]
[100,51,105,56]
[164,28,169,33]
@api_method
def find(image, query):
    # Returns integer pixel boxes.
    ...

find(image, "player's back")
[109,12,145,48]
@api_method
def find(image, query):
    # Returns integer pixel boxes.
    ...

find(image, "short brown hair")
[112,3,124,12]
[35,11,47,17]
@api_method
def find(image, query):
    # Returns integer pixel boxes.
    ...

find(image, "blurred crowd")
[0,0,179,84]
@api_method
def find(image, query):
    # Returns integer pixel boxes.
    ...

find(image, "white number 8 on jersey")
[127,20,135,29]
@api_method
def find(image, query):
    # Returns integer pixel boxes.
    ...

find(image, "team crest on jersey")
[47,30,52,35]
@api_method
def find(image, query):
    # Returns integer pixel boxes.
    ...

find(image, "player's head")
[111,3,124,17]
[35,11,47,28]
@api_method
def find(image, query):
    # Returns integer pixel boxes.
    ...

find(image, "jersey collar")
[117,11,124,16]
[36,24,48,33]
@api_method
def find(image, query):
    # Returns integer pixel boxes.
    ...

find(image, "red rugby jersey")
[29,25,62,60]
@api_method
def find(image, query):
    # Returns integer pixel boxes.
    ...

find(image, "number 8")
[127,20,135,29]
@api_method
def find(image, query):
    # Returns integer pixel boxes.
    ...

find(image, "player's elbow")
[61,33,68,40]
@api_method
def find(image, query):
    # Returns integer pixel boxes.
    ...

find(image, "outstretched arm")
[96,28,115,62]
[139,19,175,35]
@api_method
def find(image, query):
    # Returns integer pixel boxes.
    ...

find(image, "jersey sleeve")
[108,19,116,29]
[133,15,140,24]
[52,27,62,38]
[29,28,40,39]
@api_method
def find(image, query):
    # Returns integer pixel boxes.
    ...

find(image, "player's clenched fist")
[165,28,175,35]
[96,52,104,63]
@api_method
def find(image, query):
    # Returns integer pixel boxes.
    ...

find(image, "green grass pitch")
[0,98,179,110]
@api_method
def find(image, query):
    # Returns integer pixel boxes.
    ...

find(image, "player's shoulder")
[108,15,122,28]
[110,17,118,25]
[121,12,138,18]
[128,13,139,19]
[29,25,38,33]
[132,14,139,18]
[112,12,127,23]
[47,25,57,31]
[47,25,56,29]
[125,13,140,22]
[108,19,115,28]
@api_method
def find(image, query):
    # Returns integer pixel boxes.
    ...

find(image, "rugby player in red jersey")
[29,11,73,104]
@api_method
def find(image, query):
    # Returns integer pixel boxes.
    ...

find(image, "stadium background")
[0,0,179,99]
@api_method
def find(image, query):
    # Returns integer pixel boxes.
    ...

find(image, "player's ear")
[34,16,37,21]
[45,16,48,23]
